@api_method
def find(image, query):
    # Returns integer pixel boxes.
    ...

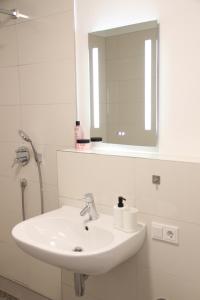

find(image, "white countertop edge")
[57,147,200,164]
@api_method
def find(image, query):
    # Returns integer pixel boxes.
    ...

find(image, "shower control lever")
[12,146,30,168]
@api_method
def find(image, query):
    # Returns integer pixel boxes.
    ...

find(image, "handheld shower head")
[18,130,32,143]
[17,129,44,214]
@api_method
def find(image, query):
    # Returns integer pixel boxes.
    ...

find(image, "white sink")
[12,206,145,275]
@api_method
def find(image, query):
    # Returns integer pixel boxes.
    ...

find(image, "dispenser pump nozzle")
[118,196,126,207]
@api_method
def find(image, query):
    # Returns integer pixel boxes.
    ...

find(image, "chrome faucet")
[80,193,99,221]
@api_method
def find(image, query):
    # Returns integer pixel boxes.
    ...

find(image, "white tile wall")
[0,107,20,142]
[62,257,137,300]
[0,274,50,300]
[0,0,76,299]
[17,12,75,64]
[0,143,20,177]
[0,243,29,284]
[58,150,200,300]
[19,60,76,105]
[16,0,73,20]
[21,103,75,146]
[0,26,18,67]
[0,67,20,105]
[135,158,200,224]
[62,283,96,300]
[57,151,136,207]
[137,214,200,290]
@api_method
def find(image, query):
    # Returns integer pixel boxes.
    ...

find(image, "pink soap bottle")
[75,121,83,149]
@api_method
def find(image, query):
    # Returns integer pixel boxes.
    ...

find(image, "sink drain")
[73,246,83,252]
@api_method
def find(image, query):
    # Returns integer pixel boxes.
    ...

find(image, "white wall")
[58,150,200,300]
[75,0,200,158]
[0,0,76,299]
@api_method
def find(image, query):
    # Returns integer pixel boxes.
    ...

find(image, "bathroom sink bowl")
[12,206,145,275]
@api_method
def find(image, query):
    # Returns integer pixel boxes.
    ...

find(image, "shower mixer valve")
[12,146,30,167]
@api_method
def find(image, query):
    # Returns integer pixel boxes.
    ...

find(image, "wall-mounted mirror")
[89,20,159,146]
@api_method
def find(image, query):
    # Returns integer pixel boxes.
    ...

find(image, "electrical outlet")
[152,222,163,240]
[163,225,179,245]
[152,223,179,245]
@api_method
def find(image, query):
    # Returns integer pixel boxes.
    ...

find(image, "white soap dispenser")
[114,196,126,230]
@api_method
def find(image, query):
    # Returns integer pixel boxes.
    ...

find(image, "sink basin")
[12,206,145,275]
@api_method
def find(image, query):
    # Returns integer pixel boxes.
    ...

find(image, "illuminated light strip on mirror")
[145,39,152,131]
[92,48,100,128]
[155,39,158,133]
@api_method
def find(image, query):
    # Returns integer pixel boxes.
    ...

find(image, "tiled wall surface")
[57,150,200,300]
[0,275,49,300]
[0,0,76,299]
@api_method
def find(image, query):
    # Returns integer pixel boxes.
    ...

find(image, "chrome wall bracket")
[20,178,28,220]
[12,146,30,168]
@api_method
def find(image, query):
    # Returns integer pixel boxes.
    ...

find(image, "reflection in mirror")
[89,21,159,146]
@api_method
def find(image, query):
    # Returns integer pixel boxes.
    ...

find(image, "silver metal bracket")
[12,146,30,168]
[20,178,28,220]
[152,175,160,185]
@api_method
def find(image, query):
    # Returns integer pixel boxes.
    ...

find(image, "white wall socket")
[163,225,179,244]
[152,223,179,245]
